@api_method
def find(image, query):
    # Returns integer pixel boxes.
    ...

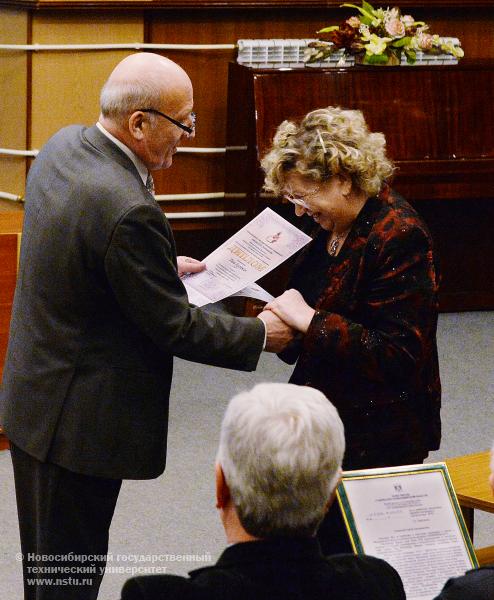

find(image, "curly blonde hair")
[261,106,394,197]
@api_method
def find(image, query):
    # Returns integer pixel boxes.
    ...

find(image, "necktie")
[145,173,155,195]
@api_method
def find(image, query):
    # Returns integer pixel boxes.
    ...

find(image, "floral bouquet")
[304,1,464,66]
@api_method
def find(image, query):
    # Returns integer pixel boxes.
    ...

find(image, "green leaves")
[391,36,412,48]
[341,2,375,26]
[364,52,391,65]
[403,47,417,64]
[318,25,340,33]
[361,1,376,15]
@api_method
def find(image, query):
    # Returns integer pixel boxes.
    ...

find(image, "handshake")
[257,289,316,354]
[177,256,316,355]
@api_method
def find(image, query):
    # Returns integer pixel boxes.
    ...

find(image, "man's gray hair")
[100,79,162,124]
[217,382,345,538]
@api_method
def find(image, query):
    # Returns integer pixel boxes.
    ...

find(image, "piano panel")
[225,61,494,310]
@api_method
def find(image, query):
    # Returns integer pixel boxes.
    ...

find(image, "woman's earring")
[341,176,352,199]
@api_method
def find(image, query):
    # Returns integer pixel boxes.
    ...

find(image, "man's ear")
[215,463,231,509]
[128,111,145,140]
[324,470,343,514]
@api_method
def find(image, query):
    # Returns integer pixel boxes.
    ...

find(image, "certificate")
[337,463,478,600]
[229,282,276,304]
[182,208,311,307]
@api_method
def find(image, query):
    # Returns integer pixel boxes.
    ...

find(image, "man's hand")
[177,256,206,278]
[257,310,295,353]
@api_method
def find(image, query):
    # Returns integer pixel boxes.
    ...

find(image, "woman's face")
[282,172,353,232]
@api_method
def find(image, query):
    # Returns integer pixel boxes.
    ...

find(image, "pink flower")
[346,16,361,28]
[385,18,405,38]
[401,15,415,28]
[417,32,433,50]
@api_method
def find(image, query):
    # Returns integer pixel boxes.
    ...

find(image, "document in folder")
[337,463,478,600]
[182,208,311,307]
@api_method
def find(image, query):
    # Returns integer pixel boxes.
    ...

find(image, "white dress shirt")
[96,121,149,186]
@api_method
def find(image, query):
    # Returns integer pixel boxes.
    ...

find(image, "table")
[445,451,494,566]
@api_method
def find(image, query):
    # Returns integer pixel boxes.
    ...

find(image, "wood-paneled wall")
[1,2,493,227]
[0,9,28,199]
[30,14,144,148]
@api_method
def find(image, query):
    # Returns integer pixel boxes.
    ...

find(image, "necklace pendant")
[328,237,340,256]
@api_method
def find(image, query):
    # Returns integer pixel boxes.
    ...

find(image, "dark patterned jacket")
[284,187,441,469]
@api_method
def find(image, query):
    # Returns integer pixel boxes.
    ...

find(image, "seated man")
[121,383,405,599]
[434,445,494,600]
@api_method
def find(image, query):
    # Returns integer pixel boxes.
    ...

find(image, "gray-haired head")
[216,382,345,538]
[99,53,191,127]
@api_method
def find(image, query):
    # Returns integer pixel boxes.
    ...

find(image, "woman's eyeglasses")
[282,186,320,209]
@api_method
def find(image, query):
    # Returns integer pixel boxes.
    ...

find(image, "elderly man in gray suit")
[0,53,292,600]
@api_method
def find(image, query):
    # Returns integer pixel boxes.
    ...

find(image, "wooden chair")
[0,426,9,451]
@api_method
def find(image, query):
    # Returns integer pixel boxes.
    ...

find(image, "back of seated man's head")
[216,382,345,539]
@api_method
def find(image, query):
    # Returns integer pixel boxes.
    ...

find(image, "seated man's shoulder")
[120,569,258,600]
[120,553,405,600]
[325,553,406,598]
[121,574,209,600]
[433,566,494,600]
[120,569,267,600]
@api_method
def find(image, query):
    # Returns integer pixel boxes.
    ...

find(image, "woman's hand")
[265,289,316,333]
[177,256,206,278]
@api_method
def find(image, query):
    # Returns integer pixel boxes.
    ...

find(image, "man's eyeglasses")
[282,185,320,209]
[137,108,196,136]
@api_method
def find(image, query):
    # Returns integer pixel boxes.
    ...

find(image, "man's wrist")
[261,319,267,350]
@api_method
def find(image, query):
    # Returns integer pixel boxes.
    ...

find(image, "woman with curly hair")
[262,107,441,554]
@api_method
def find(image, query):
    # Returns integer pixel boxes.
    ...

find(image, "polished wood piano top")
[229,60,494,203]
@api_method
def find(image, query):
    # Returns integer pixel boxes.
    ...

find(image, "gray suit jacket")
[0,125,264,479]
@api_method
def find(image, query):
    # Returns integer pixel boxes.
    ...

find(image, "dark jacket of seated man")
[433,565,494,600]
[121,537,405,600]
[120,383,406,600]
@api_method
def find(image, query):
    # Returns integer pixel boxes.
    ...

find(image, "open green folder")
[336,462,478,600]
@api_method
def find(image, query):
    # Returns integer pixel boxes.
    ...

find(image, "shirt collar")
[96,121,149,185]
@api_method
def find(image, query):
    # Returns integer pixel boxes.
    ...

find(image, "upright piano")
[225,61,494,311]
